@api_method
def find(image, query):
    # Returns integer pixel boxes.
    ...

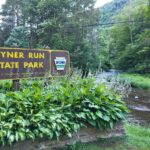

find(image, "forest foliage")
[0,0,100,76]
[100,0,150,73]
[110,0,150,73]
[0,0,150,73]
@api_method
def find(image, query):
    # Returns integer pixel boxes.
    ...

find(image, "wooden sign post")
[12,79,20,91]
[0,47,70,90]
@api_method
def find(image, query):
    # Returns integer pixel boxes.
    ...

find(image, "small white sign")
[54,57,66,70]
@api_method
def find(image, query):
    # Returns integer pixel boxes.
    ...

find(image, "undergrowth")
[119,73,150,89]
[0,76,128,145]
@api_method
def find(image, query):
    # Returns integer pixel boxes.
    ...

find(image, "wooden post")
[12,79,20,91]
[12,43,20,91]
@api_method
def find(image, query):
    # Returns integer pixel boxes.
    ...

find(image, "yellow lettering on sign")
[0,52,6,58]
[23,62,44,68]
[33,62,38,68]
[28,53,33,58]
[0,62,5,68]
[14,52,18,58]
[39,62,44,68]
[7,52,14,58]
[5,62,11,68]
[0,62,19,69]
[13,62,19,68]
[0,52,25,58]
[33,53,39,59]
[28,53,45,59]
[19,52,24,58]
[39,53,45,59]
[24,62,29,68]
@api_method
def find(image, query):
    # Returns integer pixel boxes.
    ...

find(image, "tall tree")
[109,0,150,73]
[37,0,100,76]
[5,26,30,48]
[0,0,100,76]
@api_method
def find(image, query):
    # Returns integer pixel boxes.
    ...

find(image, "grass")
[125,124,150,150]
[63,124,150,150]
[119,73,150,89]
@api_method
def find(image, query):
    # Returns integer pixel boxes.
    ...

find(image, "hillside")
[99,0,129,24]
[98,0,150,73]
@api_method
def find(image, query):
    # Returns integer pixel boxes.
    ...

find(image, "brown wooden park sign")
[0,47,70,80]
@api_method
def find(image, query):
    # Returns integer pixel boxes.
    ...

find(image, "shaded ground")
[62,124,150,150]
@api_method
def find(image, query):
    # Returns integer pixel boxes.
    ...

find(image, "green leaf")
[27,132,35,140]
[9,135,15,143]
[67,132,72,138]
[76,113,86,119]
[116,112,124,119]
[15,132,19,141]
[102,115,110,122]
[88,119,96,127]
[90,112,97,120]
[96,111,103,118]
[19,132,25,141]
[109,122,113,129]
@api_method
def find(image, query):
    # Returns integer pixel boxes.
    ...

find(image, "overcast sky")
[0,0,113,8]
[0,0,5,7]
[94,0,113,8]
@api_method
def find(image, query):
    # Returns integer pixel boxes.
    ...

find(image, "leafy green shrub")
[0,80,12,92]
[0,76,128,145]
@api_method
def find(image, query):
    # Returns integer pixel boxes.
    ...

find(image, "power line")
[56,19,150,30]
[1,17,149,29]
[81,20,150,28]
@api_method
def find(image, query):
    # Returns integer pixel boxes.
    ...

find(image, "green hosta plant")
[0,80,12,92]
[0,76,128,145]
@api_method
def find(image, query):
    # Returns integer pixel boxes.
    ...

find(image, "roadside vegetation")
[119,73,150,89]
[64,123,150,150]
[0,76,128,145]
[0,0,149,149]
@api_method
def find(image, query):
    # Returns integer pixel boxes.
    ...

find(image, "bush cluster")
[0,76,128,145]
